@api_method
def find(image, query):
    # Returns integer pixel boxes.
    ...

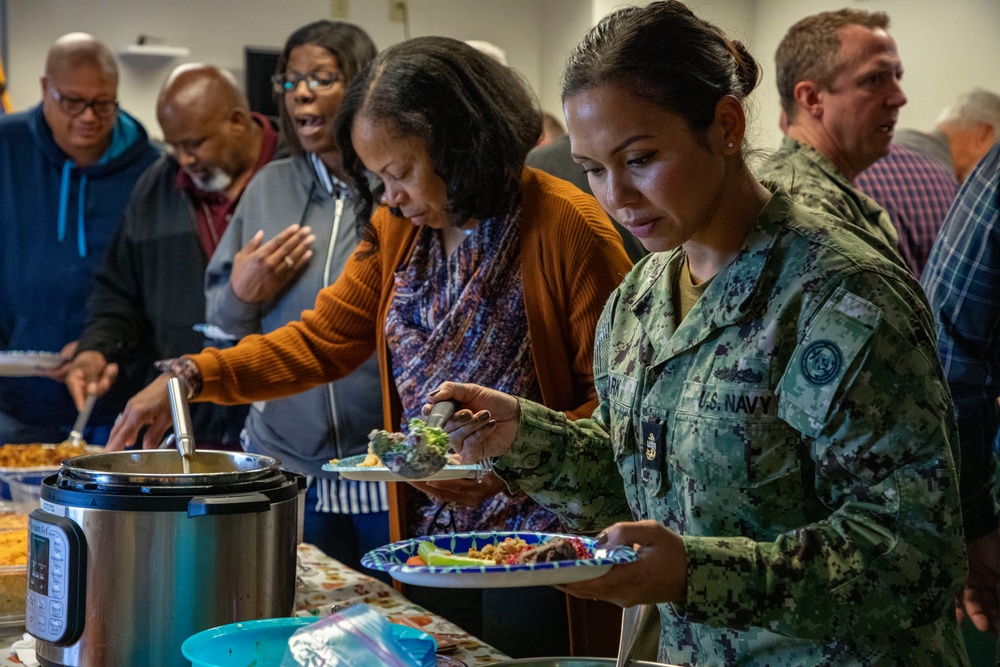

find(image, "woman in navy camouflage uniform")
[429,2,968,665]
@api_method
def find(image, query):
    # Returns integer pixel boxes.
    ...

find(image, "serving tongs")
[380,400,456,479]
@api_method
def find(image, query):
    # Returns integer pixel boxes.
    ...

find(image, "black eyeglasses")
[271,71,344,95]
[49,87,119,119]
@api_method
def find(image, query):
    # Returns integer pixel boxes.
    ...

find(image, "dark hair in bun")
[562,0,760,142]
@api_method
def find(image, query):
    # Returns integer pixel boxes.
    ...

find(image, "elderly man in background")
[0,33,159,445]
[757,9,905,265]
[66,64,284,449]
[898,87,1000,183]
[854,88,1000,277]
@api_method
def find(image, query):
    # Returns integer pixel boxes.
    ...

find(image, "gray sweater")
[205,154,383,479]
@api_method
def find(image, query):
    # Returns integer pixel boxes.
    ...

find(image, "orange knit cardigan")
[192,167,633,432]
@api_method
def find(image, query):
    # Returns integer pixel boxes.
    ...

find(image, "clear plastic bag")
[281,603,438,667]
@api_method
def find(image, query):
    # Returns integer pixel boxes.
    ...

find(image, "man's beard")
[191,167,233,193]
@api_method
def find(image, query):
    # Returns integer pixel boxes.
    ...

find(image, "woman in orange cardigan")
[103,37,631,657]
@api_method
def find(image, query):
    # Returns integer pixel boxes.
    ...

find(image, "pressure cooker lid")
[58,450,281,488]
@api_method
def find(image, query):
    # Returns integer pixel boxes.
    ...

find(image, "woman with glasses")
[106,36,632,657]
[199,20,386,573]
[427,2,966,664]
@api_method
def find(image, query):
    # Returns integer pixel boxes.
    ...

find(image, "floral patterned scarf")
[386,211,561,535]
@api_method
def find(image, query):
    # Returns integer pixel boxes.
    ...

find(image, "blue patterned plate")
[361,531,637,588]
[323,454,480,482]
[0,351,63,377]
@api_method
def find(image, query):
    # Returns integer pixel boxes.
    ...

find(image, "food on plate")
[411,536,591,566]
[417,540,490,567]
[468,537,530,563]
[356,451,383,468]
[369,418,456,467]
[513,537,581,564]
[0,442,88,468]
[330,418,459,469]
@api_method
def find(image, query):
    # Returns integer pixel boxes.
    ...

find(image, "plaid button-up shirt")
[922,142,1000,540]
[856,142,959,277]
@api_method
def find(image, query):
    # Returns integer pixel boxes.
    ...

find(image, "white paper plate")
[0,351,64,377]
[322,454,480,482]
[362,531,638,588]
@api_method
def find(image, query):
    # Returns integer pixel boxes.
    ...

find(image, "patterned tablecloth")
[1,542,510,666]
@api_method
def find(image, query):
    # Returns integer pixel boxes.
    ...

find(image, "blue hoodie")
[0,103,160,431]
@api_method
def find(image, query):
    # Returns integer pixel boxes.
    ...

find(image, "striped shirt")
[309,475,389,514]
[921,142,1000,540]
[856,143,959,277]
[240,428,389,514]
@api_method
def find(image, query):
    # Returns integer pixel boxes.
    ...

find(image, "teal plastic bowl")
[181,617,314,667]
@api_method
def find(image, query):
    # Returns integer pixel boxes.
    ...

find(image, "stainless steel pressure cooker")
[26,450,303,667]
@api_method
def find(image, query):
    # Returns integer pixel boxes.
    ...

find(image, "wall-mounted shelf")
[118,44,190,59]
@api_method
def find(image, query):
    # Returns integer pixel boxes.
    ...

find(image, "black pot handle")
[188,493,271,517]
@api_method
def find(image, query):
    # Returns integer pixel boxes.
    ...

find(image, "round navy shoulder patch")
[800,339,843,386]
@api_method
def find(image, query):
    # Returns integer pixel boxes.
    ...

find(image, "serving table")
[1,542,509,666]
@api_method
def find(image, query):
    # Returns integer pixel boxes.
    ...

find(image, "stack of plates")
[0,351,64,377]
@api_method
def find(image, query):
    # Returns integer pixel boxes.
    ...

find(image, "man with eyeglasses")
[66,64,285,449]
[0,33,159,446]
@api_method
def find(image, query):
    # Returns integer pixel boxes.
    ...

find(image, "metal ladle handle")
[166,377,196,458]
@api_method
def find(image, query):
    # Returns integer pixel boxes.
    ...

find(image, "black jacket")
[77,133,286,446]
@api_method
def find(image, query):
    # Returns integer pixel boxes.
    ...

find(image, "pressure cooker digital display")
[26,510,87,647]
[29,533,49,594]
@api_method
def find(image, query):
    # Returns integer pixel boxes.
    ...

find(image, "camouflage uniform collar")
[622,188,791,365]
[779,136,854,191]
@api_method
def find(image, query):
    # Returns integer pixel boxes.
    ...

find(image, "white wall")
[538,0,594,122]
[4,0,561,139]
[6,0,1000,150]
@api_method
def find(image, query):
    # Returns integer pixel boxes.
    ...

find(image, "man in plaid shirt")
[856,143,959,276]
[922,142,1000,636]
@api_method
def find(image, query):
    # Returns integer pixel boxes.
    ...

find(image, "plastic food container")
[6,473,48,506]
[182,615,438,667]
[0,443,101,500]
[0,508,30,628]
[0,561,26,628]
[182,617,315,666]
